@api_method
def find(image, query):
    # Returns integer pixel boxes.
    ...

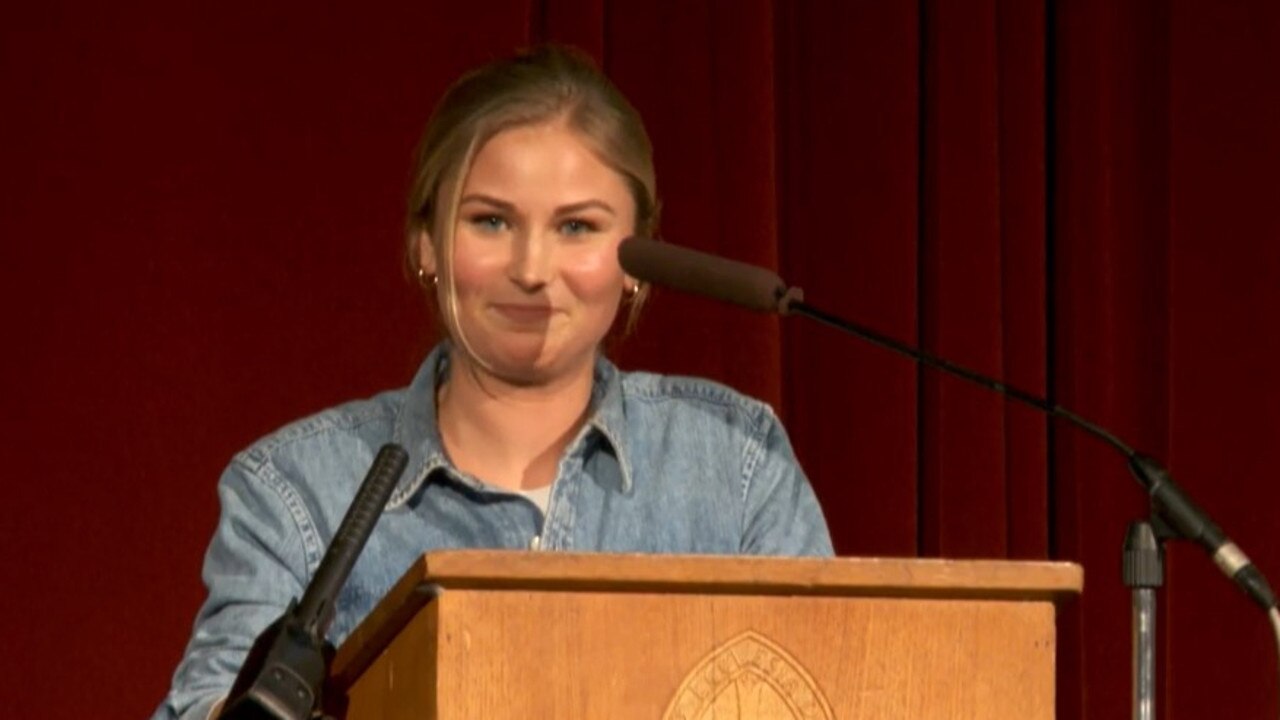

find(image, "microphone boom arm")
[786,295,1275,610]
[616,235,1273,608]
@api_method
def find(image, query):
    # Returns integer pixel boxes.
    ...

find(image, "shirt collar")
[386,344,451,509]
[584,353,634,493]
[386,344,633,509]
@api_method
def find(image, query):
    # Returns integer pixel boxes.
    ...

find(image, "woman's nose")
[508,228,553,290]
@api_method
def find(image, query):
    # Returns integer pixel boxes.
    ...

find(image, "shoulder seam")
[235,400,396,472]
[228,453,324,575]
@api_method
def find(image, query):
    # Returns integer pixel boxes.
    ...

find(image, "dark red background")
[3,1,1278,717]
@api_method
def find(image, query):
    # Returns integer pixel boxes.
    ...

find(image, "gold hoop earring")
[625,282,641,299]
[417,267,438,288]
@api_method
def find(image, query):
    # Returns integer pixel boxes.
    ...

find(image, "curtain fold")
[774,1,923,558]
[1165,2,1280,717]
[919,0,1012,559]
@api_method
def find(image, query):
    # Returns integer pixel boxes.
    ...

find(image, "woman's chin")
[469,341,590,388]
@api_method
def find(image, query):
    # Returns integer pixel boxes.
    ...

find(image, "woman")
[153,46,831,720]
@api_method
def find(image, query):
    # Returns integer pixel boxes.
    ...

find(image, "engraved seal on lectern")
[662,630,834,720]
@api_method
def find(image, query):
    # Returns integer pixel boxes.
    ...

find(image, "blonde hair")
[406,45,659,337]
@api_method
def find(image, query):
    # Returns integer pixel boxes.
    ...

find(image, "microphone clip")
[219,599,334,719]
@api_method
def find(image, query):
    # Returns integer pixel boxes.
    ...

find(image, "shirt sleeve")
[739,406,835,557]
[151,456,312,720]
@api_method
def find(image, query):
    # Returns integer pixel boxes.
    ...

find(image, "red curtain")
[3,1,1278,717]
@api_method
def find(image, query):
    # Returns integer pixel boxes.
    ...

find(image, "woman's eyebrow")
[458,195,615,217]
[459,194,516,212]
[555,200,615,216]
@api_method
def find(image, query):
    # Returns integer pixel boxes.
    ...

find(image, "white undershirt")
[516,484,552,514]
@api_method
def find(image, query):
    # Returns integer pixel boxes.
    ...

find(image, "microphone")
[219,443,410,720]
[618,237,802,313]
[618,236,1277,611]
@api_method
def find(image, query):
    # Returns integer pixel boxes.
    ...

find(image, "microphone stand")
[1124,520,1164,720]
[781,298,1277,720]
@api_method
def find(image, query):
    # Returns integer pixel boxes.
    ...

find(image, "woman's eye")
[469,215,507,232]
[560,218,597,236]
[468,213,506,230]
[468,212,512,235]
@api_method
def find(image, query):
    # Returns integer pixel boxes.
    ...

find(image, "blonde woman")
[153,46,831,720]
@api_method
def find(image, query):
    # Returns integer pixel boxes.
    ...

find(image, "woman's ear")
[623,275,640,295]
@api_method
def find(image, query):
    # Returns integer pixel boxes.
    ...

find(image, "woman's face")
[420,121,637,386]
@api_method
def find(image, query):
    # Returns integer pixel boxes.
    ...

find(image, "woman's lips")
[491,303,555,323]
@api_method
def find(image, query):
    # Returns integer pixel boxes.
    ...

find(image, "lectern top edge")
[331,550,1081,687]
[413,550,1083,595]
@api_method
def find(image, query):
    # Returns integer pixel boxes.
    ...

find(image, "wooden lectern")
[329,551,1081,719]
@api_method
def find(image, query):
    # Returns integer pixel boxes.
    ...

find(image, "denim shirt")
[153,345,832,720]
